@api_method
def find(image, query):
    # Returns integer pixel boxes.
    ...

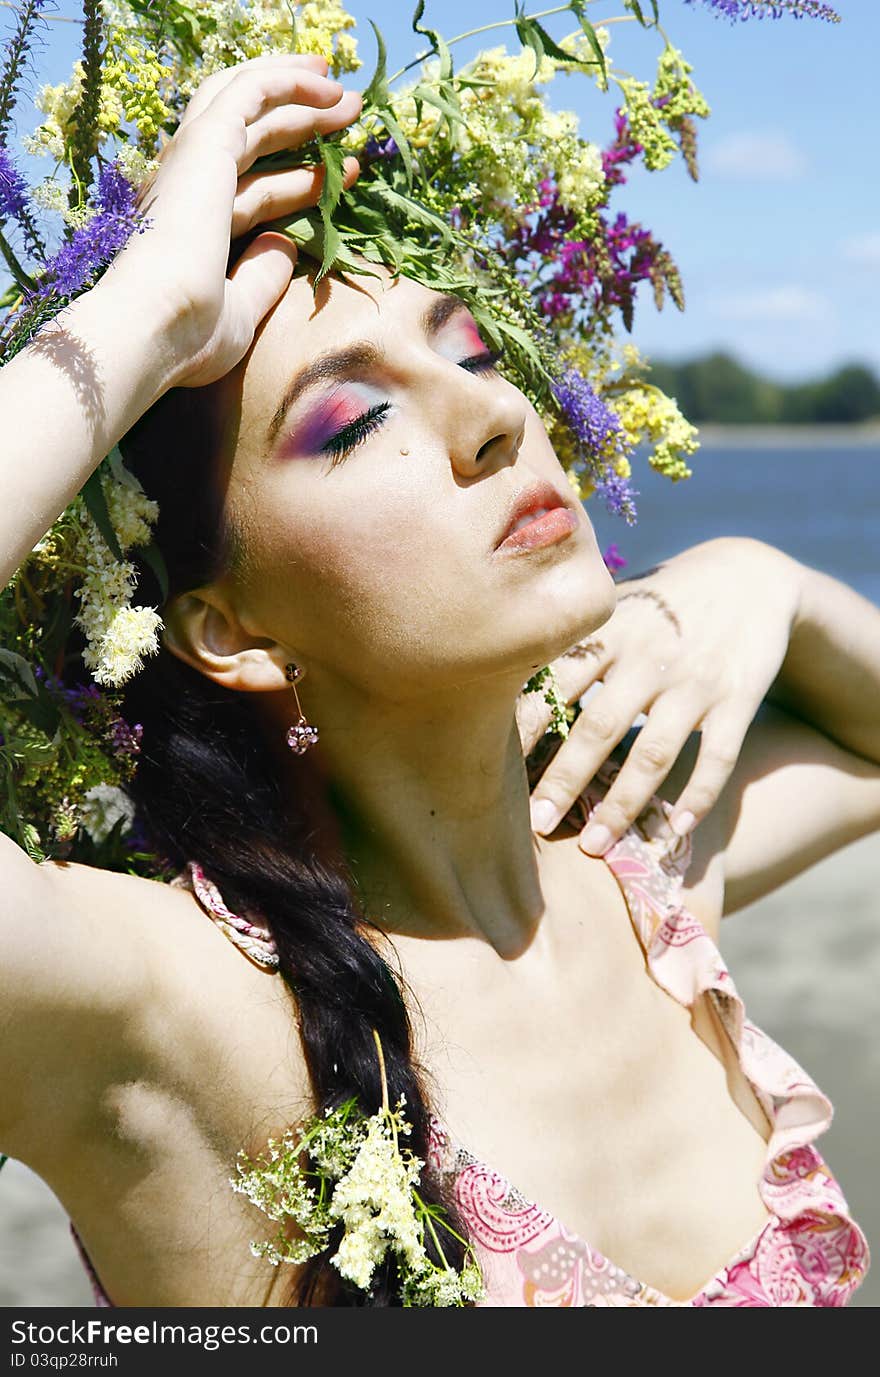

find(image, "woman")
[0,53,875,1307]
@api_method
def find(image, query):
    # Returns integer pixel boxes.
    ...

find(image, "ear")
[161,587,291,694]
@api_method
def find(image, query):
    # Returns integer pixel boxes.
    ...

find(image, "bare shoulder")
[0,835,226,1161]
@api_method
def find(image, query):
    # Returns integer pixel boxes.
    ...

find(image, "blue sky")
[6,1,877,381]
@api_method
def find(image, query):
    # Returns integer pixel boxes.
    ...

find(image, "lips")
[494,480,573,551]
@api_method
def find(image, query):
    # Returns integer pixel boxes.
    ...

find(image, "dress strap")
[566,758,695,954]
[171,860,280,971]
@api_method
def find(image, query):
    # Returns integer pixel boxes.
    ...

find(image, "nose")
[433,361,529,480]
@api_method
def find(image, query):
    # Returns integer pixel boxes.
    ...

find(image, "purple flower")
[109,714,143,761]
[593,469,640,526]
[552,365,624,459]
[551,367,638,524]
[92,159,137,217]
[0,145,29,219]
[602,542,628,573]
[684,0,839,19]
[601,110,643,189]
[536,177,557,209]
[31,158,147,302]
[363,133,398,160]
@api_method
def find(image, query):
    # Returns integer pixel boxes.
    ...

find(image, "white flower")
[68,466,164,687]
[232,1090,483,1305]
[81,603,164,686]
[79,783,136,843]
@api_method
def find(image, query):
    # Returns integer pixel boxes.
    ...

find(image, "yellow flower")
[610,384,699,481]
[297,1,362,74]
[103,27,173,154]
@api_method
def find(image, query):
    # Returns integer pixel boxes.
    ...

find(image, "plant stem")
[418,1200,451,1272]
[0,225,36,294]
[388,4,587,85]
[68,0,106,208]
[372,1027,389,1114]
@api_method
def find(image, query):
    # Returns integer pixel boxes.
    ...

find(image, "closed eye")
[322,347,506,466]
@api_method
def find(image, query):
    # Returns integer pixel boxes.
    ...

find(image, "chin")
[520,544,618,663]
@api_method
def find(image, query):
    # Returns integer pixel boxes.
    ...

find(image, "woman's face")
[207,259,617,704]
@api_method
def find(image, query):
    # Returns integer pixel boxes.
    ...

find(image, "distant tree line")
[647,353,880,424]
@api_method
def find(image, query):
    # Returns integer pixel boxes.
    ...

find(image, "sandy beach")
[1,828,877,1310]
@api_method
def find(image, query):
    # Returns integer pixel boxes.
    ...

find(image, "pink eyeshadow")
[283,389,369,456]
[457,319,487,354]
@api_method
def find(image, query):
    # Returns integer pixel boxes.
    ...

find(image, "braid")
[116,379,470,1306]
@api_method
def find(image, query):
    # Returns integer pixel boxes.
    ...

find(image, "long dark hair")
[115,342,471,1306]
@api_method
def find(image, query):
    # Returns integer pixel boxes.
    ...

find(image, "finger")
[231,156,360,238]
[207,66,351,139]
[225,230,299,339]
[517,635,611,755]
[239,88,363,173]
[575,694,699,854]
[152,70,352,250]
[177,53,332,130]
[528,670,650,835]
[662,708,750,839]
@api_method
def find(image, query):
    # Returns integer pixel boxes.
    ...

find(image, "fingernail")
[579,823,613,855]
[670,810,696,837]
[530,798,560,834]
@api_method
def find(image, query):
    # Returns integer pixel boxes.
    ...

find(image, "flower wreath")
[0,0,840,868]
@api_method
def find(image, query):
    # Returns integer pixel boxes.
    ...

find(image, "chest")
[56,844,774,1307]
[390,843,775,1301]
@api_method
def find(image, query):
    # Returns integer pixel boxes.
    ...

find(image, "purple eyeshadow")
[282,383,386,457]
[276,317,490,460]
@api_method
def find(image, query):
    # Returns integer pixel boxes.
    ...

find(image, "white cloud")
[704,130,809,182]
[840,232,880,268]
[708,286,829,325]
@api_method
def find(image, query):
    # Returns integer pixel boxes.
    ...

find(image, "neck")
[268,672,549,958]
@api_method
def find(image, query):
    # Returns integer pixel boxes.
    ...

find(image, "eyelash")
[321,347,506,466]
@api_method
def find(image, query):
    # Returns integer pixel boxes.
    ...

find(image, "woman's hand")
[100,52,362,389]
[519,537,804,853]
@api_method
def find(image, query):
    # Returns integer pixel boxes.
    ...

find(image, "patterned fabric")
[68,760,871,1307]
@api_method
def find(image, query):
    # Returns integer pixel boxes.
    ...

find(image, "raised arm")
[0,274,178,589]
[0,54,363,1162]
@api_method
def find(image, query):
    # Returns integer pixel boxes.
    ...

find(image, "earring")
[284,662,319,754]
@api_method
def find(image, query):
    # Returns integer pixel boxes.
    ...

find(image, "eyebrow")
[265,291,470,450]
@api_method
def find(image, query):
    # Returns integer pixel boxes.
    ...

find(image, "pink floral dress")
[70,760,870,1307]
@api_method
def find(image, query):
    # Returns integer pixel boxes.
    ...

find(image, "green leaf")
[411,0,453,82]
[379,107,414,191]
[105,443,145,494]
[515,17,544,82]
[136,537,169,606]
[81,464,124,562]
[0,647,38,698]
[622,0,660,27]
[361,18,389,111]
[530,19,595,67]
[21,821,46,862]
[407,83,465,129]
[362,181,454,246]
[313,133,347,284]
[10,687,61,739]
[265,211,377,279]
[568,3,608,80]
